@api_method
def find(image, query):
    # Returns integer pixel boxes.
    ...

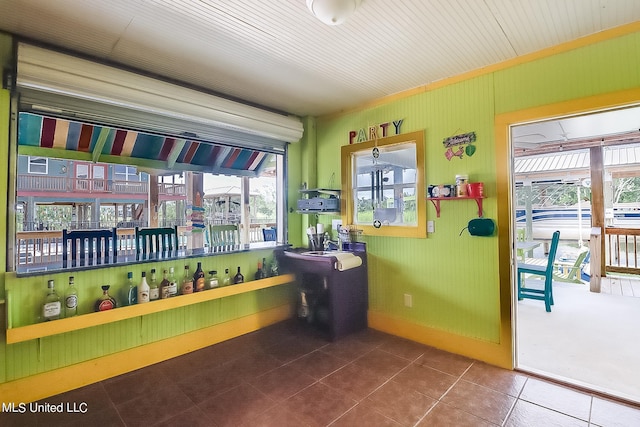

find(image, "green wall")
[314,30,640,343]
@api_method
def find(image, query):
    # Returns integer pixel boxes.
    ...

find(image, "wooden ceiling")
[1,1,640,117]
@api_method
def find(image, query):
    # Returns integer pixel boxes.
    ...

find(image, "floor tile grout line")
[412,360,478,427]
[500,376,530,427]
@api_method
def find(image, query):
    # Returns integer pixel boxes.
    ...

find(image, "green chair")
[553,249,590,284]
[135,226,178,255]
[209,224,239,248]
[516,228,525,259]
[517,230,560,312]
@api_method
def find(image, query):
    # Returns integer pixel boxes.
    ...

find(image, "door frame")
[494,87,640,369]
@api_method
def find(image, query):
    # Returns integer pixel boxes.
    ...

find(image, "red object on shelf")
[467,182,484,198]
[427,196,485,218]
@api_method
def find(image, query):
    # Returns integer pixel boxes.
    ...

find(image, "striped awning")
[17,112,272,175]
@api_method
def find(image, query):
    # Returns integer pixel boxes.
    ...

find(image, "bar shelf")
[6,273,295,344]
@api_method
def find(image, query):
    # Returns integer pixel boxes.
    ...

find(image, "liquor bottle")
[149,268,159,301]
[43,279,61,321]
[159,269,170,299]
[64,276,78,317]
[138,272,150,303]
[193,262,205,292]
[254,261,263,280]
[125,272,137,306]
[208,270,219,289]
[181,265,194,294]
[168,267,178,297]
[270,256,279,276]
[233,266,244,284]
[222,268,232,287]
[95,285,117,311]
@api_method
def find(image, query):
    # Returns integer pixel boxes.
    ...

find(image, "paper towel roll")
[334,253,363,271]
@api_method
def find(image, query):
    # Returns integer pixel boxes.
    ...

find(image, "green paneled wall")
[315,31,640,344]
[317,74,501,342]
[495,31,640,115]
[3,250,293,382]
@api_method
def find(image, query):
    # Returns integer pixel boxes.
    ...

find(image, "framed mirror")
[341,130,426,238]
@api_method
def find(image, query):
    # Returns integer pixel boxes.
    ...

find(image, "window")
[114,165,140,181]
[341,130,426,238]
[28,156,48,174]
[13,151,285,273]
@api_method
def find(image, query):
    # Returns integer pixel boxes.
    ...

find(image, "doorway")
[510,103,640,403]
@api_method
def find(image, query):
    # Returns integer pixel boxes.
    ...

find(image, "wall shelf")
[6,273,295,344]
[427,196,485,218]
[296,188,341,214]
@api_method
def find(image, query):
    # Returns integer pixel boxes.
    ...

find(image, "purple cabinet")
[277,245,368,341]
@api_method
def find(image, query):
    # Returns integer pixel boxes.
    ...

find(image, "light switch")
[427,221,435,233]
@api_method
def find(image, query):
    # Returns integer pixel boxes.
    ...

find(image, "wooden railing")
[605,227,640,275]
[17,174,186,196]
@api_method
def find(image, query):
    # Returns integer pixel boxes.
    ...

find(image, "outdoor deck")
[601,275,640,297]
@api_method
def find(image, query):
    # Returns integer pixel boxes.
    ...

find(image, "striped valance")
[18,113,271,174]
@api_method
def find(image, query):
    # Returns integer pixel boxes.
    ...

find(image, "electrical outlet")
[427,221,435,233]
[404,293,413,307]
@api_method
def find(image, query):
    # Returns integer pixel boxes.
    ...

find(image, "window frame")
[27,156,48,174]
[341,130,426,238]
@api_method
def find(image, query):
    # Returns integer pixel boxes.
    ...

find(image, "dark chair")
[62,228,117,267]
[135,226,178,255]
[262,227,277,242]
[517,230,560,312]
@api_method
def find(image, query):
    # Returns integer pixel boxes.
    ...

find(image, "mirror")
[341,130,426,238]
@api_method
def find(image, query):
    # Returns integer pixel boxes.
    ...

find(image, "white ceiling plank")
[1,0,639,116]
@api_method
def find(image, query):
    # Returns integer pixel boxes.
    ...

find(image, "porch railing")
[605,227,640,275]
[15,224,275,269]
[17,174,186,196]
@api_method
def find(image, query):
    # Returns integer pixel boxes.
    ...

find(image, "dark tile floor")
[3,320,640,426]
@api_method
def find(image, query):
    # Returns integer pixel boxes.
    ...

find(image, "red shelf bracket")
[427,197,484,218]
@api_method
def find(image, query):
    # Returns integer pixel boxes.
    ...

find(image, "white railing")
[17,174,179,195]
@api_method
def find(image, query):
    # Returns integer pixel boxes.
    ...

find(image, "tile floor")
[3,319,640,426]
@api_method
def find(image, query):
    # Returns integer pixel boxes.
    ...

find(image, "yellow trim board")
[493,87,640,375]
[323,21,640,119]
[368,310,511,369]
[0,303,294,404]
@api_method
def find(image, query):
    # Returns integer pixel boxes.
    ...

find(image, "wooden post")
[589,227,601,292]
[149,174,159,228]
[590,146,606,277]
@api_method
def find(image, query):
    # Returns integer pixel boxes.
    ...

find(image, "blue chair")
[62,228,117,267]
[517,230,560,312]
[262,227,276,242]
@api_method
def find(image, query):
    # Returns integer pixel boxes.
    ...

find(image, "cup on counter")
[467,182,484,197]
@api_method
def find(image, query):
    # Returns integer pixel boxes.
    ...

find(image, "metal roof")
[514,144,640,179]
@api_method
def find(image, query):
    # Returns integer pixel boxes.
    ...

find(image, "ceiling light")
[306,0,362,25]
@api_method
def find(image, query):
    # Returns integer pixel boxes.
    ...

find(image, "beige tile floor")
[2,319,640,426]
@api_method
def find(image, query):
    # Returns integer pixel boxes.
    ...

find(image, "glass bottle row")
[40,258,273,321]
